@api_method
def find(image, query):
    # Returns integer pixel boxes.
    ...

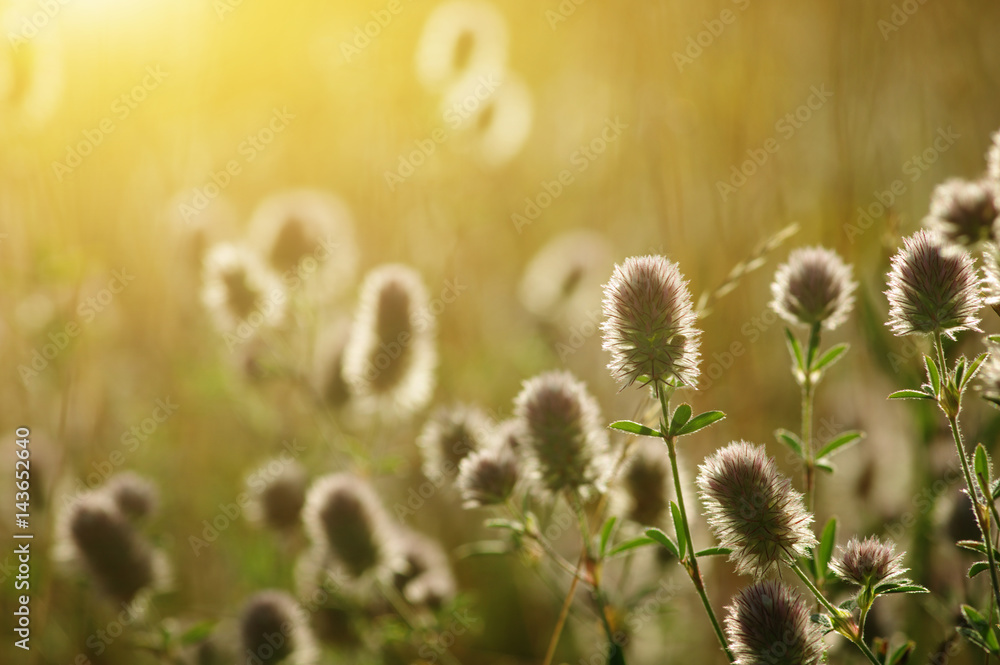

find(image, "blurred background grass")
[2,0,1000,663]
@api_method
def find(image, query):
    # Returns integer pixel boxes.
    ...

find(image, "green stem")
[657,387,736,663]
[947,413,1000,612]
[802,323,821,515]
[569,494,625,664]
[789,562,880,665]
[935,335,1000,612]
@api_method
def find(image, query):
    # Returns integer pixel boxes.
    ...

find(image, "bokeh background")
[3,0,1000,663]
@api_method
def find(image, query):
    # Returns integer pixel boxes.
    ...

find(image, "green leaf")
[954,356,968,389]
[607,535,657,558]
[814,517,837,580]
[775,429,804,457]
[924,355,942,395]
[676,411,726,436]
[962,604,994,635]
[669,502,687,557]
[809,613,836,636]
[964,352,989,391]
[812,343,849,374]
[879,584,929,595]
[816,431,865,460]
[957,540,989,555]
[608,420,661,438]
[644,527,680,559]
[598,516,617,558]
[992,478,1000,502]
[975,443,993,498]
[959,626,999,655]
[785,327,805,366]
[179,621,215,646]
[815,459,835,473]
[694,546,732,557]
[969,561,994,579]
[888,389,934,400]
[670,404,692,435]
[485,518,524,533]
[887,641,915,665]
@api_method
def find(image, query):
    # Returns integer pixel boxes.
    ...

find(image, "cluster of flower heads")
[885,130,1000,340]
[54,473,167,606]
[414,0,533,168]
[195,189,439,421]
[427,370,616,509]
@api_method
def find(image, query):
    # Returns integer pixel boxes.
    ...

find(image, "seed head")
[239,590,315,665]
[830,536,907,588]
[770,247,857,330]
[342,264,436,418]
[885,229,983,339]
[457,433,520,508]
[103,472,158,522]
[201,243,286,335]
[924,178,1000,248]
[726,580,824,665]
[302,474,394,579]
[393,529,456,608]
[58,493,163,603]
[514,370,610,497]
[250,461,308,532]
[442,72,534,168]
[697,441,816,577]
[418,403,492,482]
[601,255,701,389]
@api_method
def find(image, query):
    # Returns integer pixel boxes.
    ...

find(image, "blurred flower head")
[884,229,983,339]
[924,178,1000,248]
[725,580,824,665]
[239,590,316,665]
[513,370,610,497]
[620,440,672,526]
[418,403,493,482]
[302,473,395,579]
[770,246,857,330]
[519,230,613,328]
[830,536,906,588]
[697,441,816,578]
[342,264,436,418]
[415,0,508,91]
[457,430,520,508]
[444,72,534,168]
[201,243,287,336]
[103,472,158,522]
[601,255,701,389]
[248,460,308,533]
[311,318,352,410]
[246,189,358,301]
[392,528,456,608]
[55,492,167,604]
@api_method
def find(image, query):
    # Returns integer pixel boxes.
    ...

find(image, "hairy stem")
[657,387,736,663]
[789,562,880,665]
[802,323,821,515]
